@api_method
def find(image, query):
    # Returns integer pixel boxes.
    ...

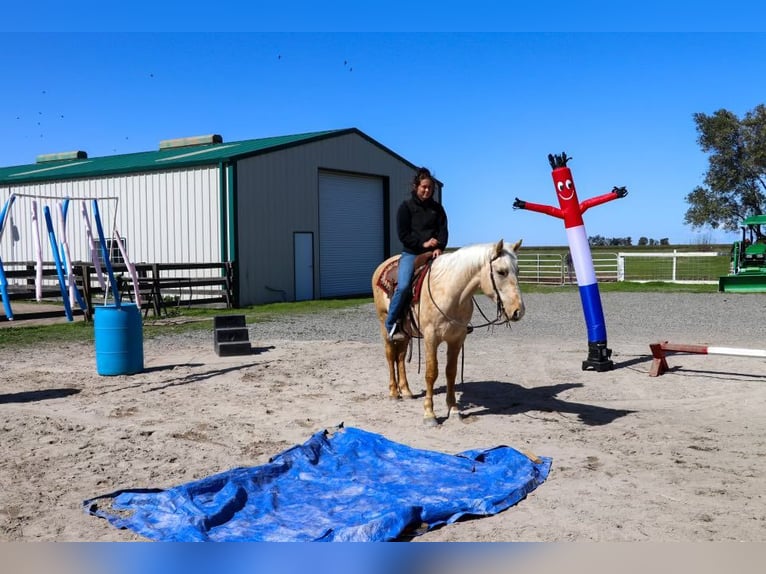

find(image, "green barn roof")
[0,128,381,185]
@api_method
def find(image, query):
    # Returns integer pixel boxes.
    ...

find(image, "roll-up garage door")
[319,172,384,297]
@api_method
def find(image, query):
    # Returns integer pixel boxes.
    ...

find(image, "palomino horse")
[372,239,525,426]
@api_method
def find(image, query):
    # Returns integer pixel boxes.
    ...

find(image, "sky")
[2,3,766,247]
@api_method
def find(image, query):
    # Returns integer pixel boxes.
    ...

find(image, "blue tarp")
[83,425,551,542]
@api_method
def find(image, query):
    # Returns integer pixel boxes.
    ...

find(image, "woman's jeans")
[385,251,416,333]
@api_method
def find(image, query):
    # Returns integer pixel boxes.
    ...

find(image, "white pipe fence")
[518,250,726,285]
[616,250,722,284]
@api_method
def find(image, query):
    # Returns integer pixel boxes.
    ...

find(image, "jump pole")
[649,341,766,377]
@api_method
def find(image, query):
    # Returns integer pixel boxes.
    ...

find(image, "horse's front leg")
[422,340,439,426]
[395,340,413,398]
[384,339,400,399]
[445,341,463,419]
[384,339,413,399]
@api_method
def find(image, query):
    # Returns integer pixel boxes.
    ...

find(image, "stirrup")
[388,323,406,342]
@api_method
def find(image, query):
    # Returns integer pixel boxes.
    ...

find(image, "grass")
[177,297,373,327]
[519,281,720,294]
[0,320,95,347]
[0,298,373,348]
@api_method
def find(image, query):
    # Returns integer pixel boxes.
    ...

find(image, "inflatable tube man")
[513,152,627,371]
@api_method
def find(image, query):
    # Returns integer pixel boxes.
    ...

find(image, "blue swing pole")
[0,194,15,233]
[0,256,12,320]
[92,199,121,307]
[43,205,73,321]
[57,200,89,314]
[0,194,17,320]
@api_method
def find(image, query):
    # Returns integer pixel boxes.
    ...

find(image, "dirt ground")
[0,292,764,542]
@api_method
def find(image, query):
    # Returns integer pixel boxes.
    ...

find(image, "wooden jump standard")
[649,341,766,377]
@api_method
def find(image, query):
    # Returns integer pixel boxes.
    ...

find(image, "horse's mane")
[431,242,511,281]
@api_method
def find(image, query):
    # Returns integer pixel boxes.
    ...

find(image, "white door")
[294,232,314,301]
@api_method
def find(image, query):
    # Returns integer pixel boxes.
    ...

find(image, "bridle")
[485,252,510,325]
[409,251,518,383]
[424,251,515,332]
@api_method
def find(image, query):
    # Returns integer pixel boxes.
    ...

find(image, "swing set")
[0,192,141,321]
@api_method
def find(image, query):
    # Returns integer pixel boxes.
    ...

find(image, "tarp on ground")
[83,425,552,542]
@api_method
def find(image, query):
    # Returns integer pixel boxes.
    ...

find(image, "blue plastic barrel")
[94,303,144,375]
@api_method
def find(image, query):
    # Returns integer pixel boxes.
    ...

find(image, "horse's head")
[480,239,525,323]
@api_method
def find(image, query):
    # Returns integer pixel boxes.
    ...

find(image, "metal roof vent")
[36,150,88,163]
[159,134,223,150]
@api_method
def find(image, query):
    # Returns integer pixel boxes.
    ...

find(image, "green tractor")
[719,214,766,292]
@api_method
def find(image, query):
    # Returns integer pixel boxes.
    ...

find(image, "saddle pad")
[376,259,399,294]
[376,257,431,304]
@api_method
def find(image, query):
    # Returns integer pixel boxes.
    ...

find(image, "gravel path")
[194,291,761,350]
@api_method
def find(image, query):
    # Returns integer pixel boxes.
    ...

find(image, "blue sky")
[2,5,766,247]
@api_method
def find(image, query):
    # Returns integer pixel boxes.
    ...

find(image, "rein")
[425,253,511,331]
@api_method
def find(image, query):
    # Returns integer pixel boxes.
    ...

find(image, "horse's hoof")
[448,408,464,420]
[423,417,439,427]
[389,395,400,401]
[400,391,414,399]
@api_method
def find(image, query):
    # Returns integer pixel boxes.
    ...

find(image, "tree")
[588,235,607,246]
[588,235,632,246]
[638,236,648,246]
[685,104,766,232]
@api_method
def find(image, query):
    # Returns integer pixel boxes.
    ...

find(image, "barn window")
[97,236,126,265]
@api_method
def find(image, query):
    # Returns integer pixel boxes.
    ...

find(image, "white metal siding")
[1,167,221,271]
[318,172,383,297]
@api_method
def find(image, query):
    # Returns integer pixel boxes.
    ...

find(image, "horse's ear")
[511,239,522,253]
[494,239,504,258]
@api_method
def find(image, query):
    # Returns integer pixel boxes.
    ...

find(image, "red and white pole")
[649,341,766,376]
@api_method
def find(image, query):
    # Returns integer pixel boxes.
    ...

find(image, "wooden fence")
[2,261,234,322]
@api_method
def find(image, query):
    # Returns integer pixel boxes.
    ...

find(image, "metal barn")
[0,128,442,306]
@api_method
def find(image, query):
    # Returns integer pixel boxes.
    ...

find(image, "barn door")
[318,172,384,297]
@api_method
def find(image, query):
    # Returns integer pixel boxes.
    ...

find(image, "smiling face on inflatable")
[550,164,585,228]
[552,166,578,207]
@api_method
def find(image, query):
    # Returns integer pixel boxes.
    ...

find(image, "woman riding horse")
[384,167,448,342]
[373,239,524,426]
